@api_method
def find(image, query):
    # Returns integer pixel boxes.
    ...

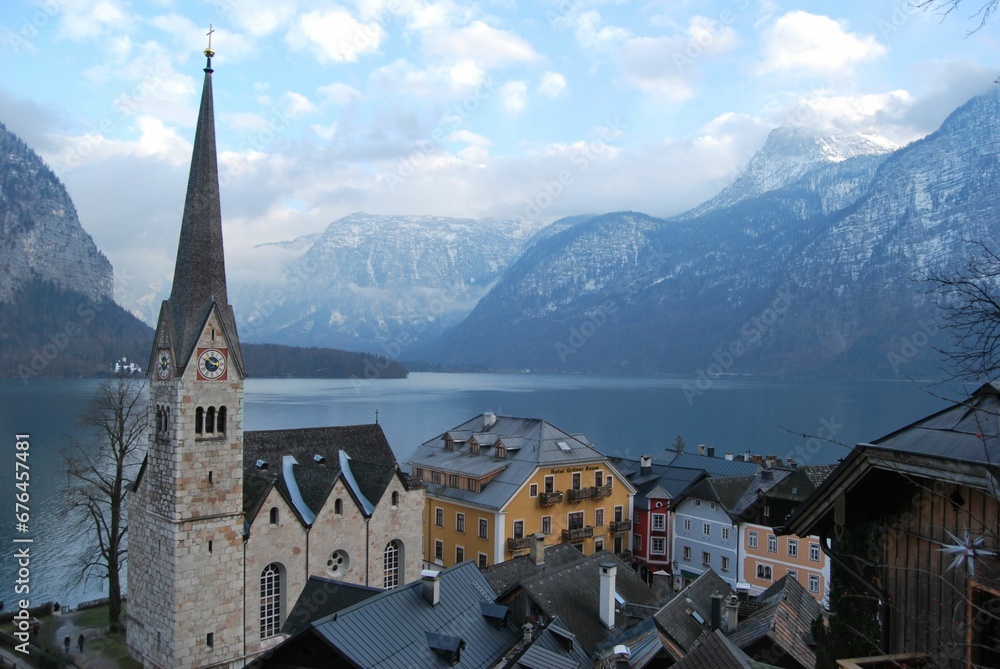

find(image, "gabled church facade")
[126,46,422,669]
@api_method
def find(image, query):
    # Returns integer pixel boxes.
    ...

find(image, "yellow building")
[407,413,636,569]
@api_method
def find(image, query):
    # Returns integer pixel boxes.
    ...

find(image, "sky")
[1,0,998,319]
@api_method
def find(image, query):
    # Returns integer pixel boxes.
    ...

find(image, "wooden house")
[784,382,1000,668]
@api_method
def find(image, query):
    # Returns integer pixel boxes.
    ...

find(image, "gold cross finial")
[204,24,216,58]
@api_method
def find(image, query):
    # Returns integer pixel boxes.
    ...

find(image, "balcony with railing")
[592,484,613,499]
[507,536,531,551]
[609,519,632,533]
[567,487,592,502]
[561,526,594,542]
[616,549,632,561]
[539,490,563,506]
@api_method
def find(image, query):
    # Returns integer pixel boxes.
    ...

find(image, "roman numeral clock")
[197,347,228,380]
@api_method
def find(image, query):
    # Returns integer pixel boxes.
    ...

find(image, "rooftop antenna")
[375,408,380,425]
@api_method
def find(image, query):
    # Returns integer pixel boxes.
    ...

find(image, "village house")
[407,413,636,569]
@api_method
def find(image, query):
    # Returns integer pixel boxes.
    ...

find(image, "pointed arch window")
[260,563,282,639]
[384,540,401,589]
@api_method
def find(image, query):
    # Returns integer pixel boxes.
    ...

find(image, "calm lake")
[0,372,963,606]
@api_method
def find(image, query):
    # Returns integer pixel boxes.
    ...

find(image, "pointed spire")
[166,42,243,375]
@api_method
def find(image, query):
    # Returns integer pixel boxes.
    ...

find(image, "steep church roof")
[164,52,243,376]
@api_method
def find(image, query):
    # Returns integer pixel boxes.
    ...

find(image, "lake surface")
[0,372,963,606]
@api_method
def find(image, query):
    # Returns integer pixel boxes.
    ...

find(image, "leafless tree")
[915,0,1000,31]
[64,376,147,631]
[927,241,1000,382]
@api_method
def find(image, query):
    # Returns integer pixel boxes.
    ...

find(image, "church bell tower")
[128,37,247,669]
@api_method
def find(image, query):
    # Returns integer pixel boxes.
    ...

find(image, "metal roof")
[408,414,634,511]
[281,576,382,636]
[310,561,518,668]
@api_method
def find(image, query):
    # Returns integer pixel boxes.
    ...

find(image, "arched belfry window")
[334,498,343,515]
[384,540,401,589]
[195,407,204,434]
[260,563,282,639]
[391,491,400,506]
[206,406,216,434]
[269,507,279,525]
[217,406,227,434]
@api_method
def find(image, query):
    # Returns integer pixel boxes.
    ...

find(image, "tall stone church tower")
[128,44,247,669]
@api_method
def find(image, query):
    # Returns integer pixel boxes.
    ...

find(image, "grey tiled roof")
[727,575,824,669]
[676,476,756,516]
[510,617,590,669]
[163,65,243,378]
[613,458,708,505]
[245,423,397,473]
[652,451,759,477]
[482,543,586,597]
[409,414,631,511]
[309,561,518,668]
[672,630,779,669]
[281,576,382,636]
[653,569,734,659]
[243,472,275,524]
[521,550,657,654]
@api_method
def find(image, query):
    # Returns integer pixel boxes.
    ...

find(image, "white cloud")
[290,8,386,63]
[283,91,318,118]
[224,0,297,37]
[318,82,363,106]
[56,0,130,41]
[450,61,485,87]
[538,71,568,98]
[424,20,541,67]
[499,80,528,115]
[759,11,886,76]
[574,10,631,51]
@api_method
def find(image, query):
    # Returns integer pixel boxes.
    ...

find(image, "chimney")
[707,447,715,458]
[765,454,777,468]
[651,570,672,599]
[710,592,723,631]
[724,452,734,461]
[786,457,797,469]
[483,412,497,429]
[725,594,740,632]
[421,569,441,606]
[529,532,546,566]
[599,562,617,629]
[521,623,533,645]
[613,645,631,669]
[697,444,706,456]
[640,454,652,476]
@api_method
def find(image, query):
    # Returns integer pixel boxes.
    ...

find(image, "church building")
[126,45,423,669]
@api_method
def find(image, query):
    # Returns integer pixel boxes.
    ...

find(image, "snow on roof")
[283,455,316,526]
[340,450,376,516]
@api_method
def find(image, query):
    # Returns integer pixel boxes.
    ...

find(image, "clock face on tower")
[197,348,227,380]
[156,349,172,380]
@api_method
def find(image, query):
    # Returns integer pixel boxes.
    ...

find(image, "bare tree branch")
[63,376,147,631]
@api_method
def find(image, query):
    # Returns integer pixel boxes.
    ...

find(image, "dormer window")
[496,446,506,460]
[444,436,454,451]
[470,442,480,455]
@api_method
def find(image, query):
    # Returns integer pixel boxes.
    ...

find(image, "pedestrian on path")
[63,636,71,654]
[78,633,85,653]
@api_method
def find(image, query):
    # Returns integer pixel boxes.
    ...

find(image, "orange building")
[740,523,829,606]
[406,413,636,569]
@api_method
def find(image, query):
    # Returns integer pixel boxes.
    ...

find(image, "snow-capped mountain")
[683,126,897,219]
[233,213,547,352]
[420,91,1000,377]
